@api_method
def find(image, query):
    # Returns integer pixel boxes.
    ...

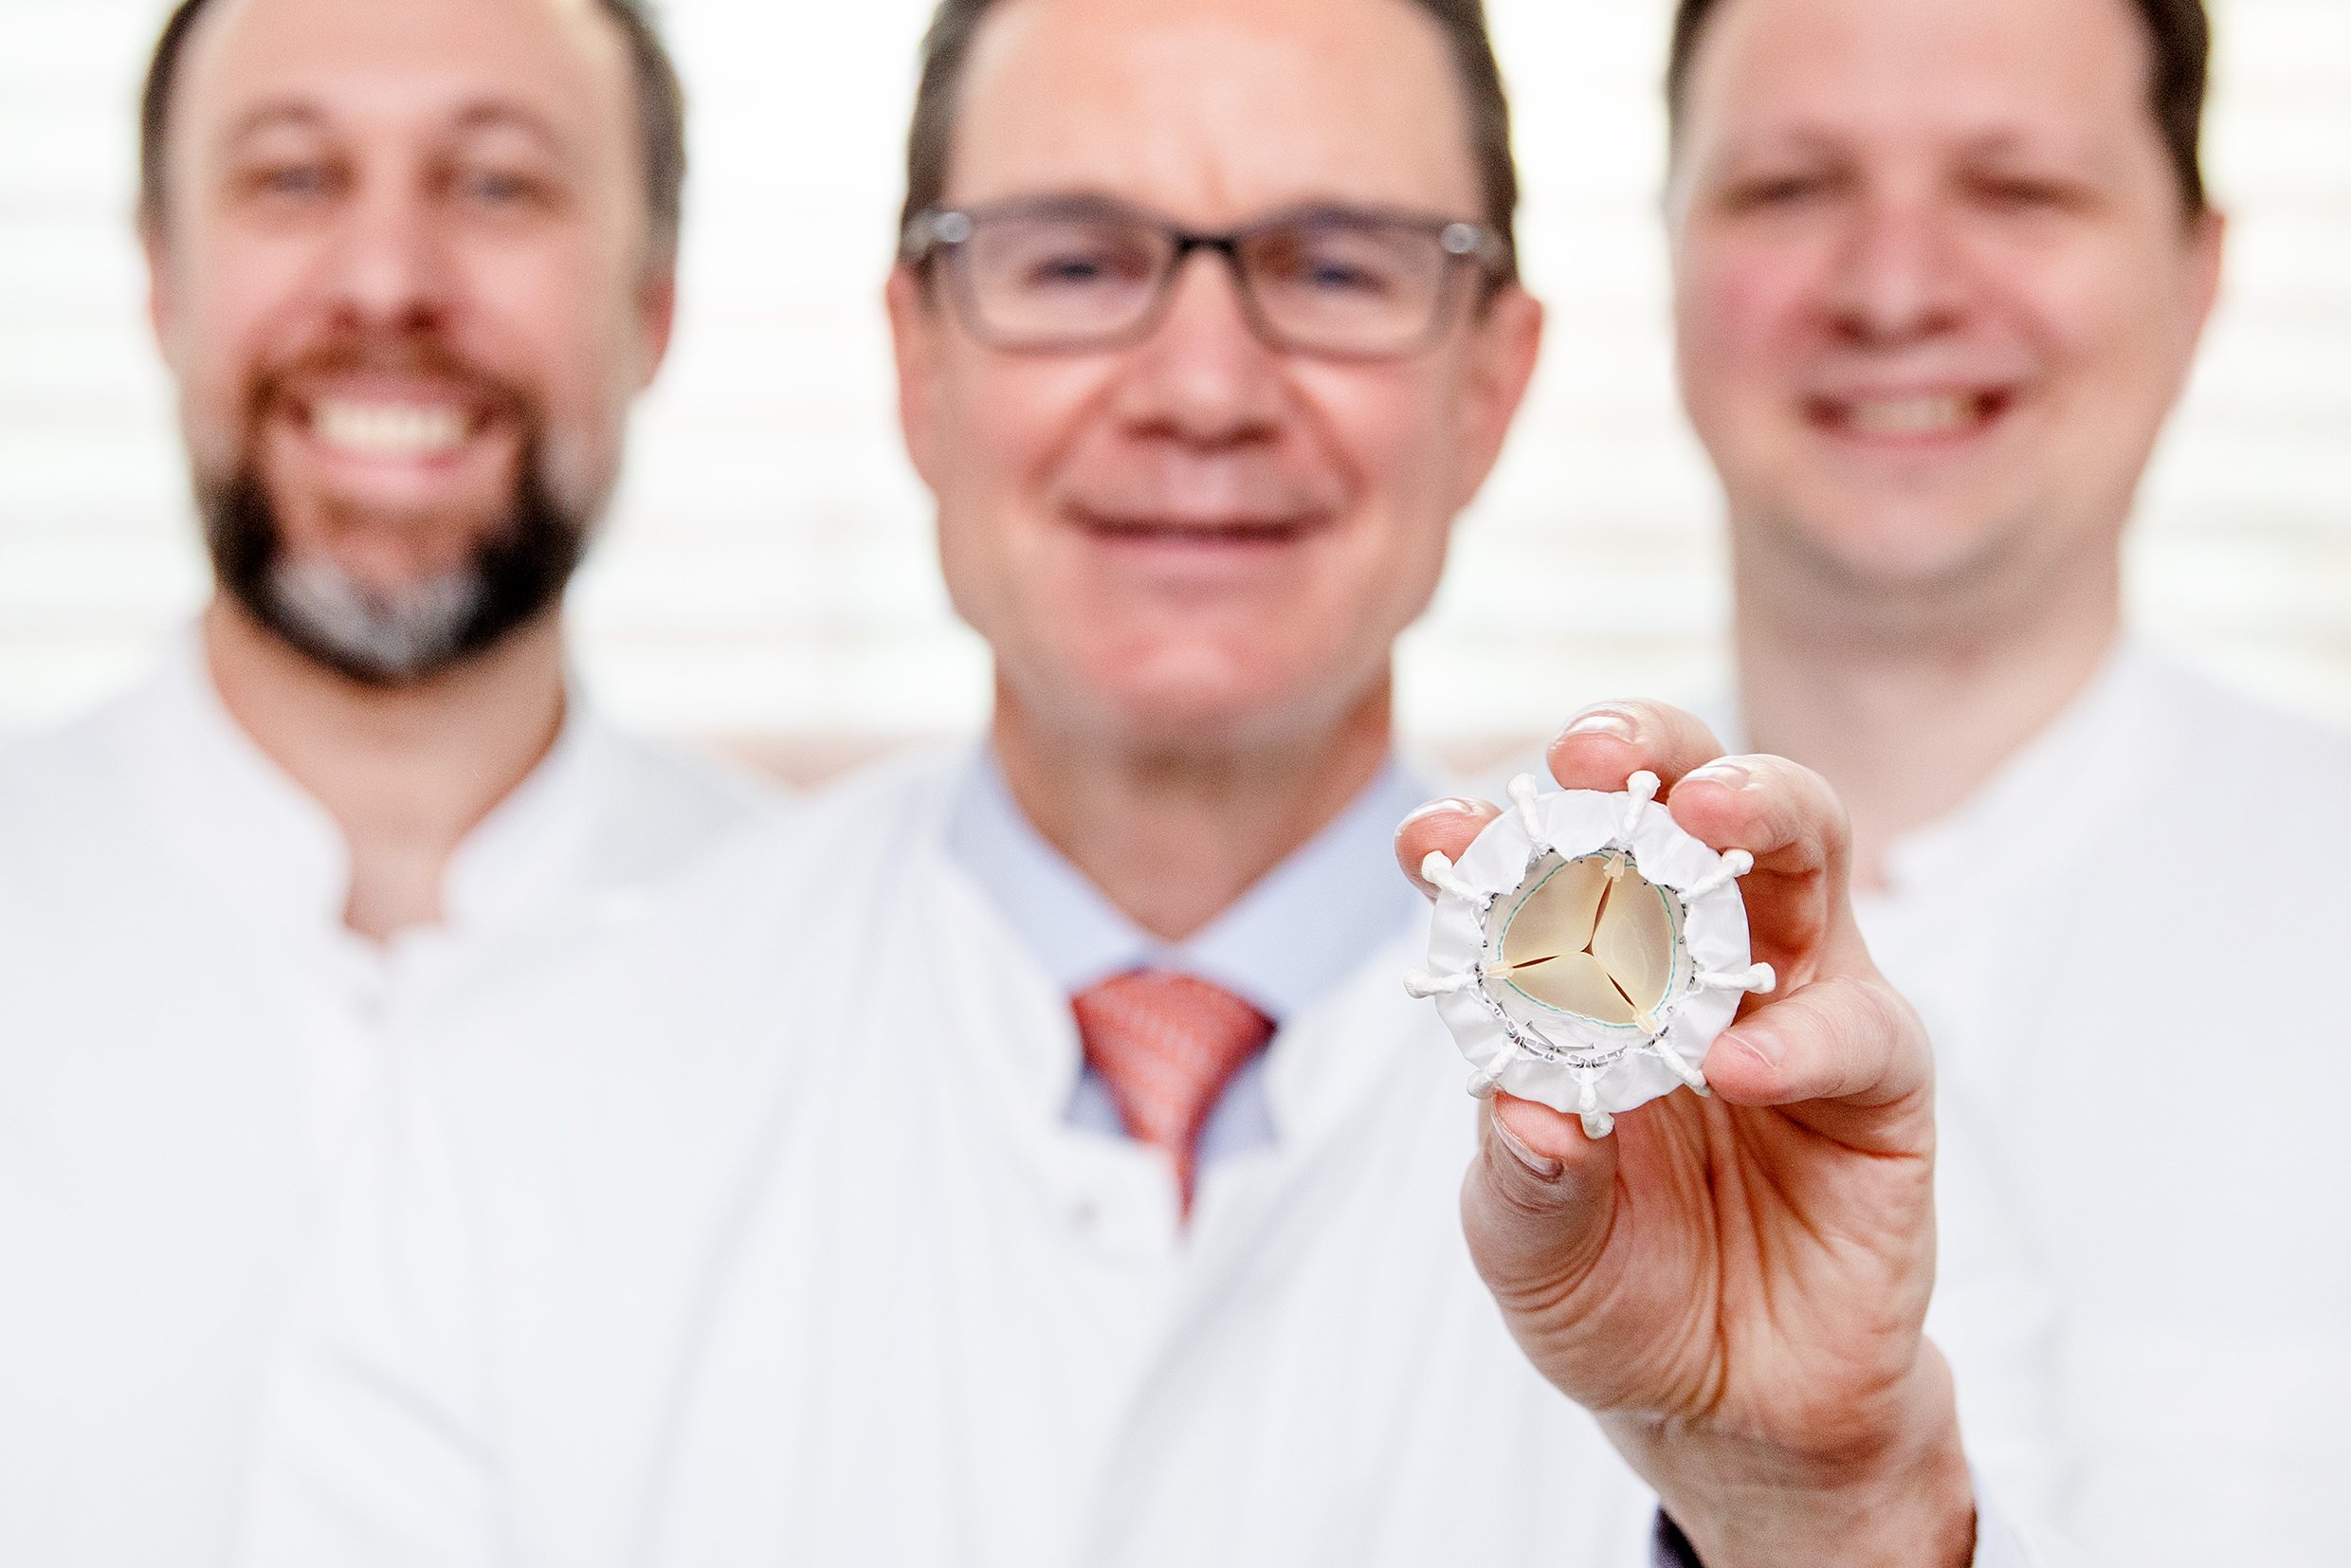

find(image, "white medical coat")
[0,638,774,1568]
[1855,646,2351,1567]
[239,747,1664,1568]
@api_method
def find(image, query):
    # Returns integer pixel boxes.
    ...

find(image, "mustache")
[244,334,536,426]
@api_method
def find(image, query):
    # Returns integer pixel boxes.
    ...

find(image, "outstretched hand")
[1398,702,1974,1568]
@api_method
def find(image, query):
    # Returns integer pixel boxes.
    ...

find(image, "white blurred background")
[2,0,2344,771]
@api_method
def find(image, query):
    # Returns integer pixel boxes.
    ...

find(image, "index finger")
[1545,701,1728,797]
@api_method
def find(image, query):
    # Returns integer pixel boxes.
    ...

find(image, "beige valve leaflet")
[1407,773,1774,1138]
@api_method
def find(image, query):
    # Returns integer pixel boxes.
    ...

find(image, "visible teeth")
[311,400,468,458]
[1844,394,1977,436]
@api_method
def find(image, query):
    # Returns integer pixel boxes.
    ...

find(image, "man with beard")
[238,1,2026,1564]
[1632,0,2351,1559]
[0,2,769,1565]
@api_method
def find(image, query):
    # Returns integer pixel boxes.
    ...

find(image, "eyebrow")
[447,100,570,156]
[215,98,571,156]
[221,100,330,150]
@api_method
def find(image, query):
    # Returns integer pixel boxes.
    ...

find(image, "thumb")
[1461,1094,1619,1322]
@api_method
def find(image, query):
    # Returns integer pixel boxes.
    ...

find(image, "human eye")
[1720,164,1841,213]
[447,155,559,214]
[993,222,1156,294]
[1302,248,1395,298]
[1965,166,2090,215]
[250,160,337,200]
[1259,225,1420,300]
[228,130,348,210]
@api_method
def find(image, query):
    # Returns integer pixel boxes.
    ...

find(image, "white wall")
[2,0,2344,747]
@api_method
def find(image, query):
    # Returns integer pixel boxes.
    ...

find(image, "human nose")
[1821,188,1970,346]
[1109,248,1288,445]
[311,167,455,334]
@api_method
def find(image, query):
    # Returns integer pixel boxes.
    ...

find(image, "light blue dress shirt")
[945,747,1431,1164]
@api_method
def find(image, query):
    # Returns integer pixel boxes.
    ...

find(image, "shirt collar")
[113,626,614,945]
[945,746,1431,1024]
[1872,635,2160,897]
[1704,635,2161,903]
[113,629,352,935]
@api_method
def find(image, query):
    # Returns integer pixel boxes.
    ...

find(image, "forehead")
[175,0,634,146]
[1684,0,2156,161]
[949,0,1482,222]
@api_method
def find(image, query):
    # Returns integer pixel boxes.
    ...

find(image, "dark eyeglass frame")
[900,196,1514,360]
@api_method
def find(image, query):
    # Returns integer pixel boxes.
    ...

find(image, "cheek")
[1677,238,1816,420]
[172,231,315,414]
[1286,366,1436,520]
[458,238,636,413]
[1997,237,2176,398]
[945,356,1108,509]
[1282,369,1459,627]
[928,356,1108,610]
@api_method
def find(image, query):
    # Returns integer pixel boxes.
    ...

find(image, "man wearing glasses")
[243,1,2006,1562]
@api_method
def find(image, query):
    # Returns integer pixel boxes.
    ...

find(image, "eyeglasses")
[902,198,1511,360]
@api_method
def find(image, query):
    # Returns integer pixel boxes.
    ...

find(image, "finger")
[1663,752,1863,988]
[1662,752,1848,885]
[1394,796,1502,900]
[1545,702,1727,798]
[1460,1092,1619,1318]
[1704,972,1934,1141]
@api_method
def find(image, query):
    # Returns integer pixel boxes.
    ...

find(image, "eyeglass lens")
[953,214,1464,355]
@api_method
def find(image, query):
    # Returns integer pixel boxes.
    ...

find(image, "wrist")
[1613,1358,1975,1568]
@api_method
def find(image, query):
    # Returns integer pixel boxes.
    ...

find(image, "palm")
[1499,1082,1937,1447]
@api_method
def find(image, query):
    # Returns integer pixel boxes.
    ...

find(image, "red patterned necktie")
[1071,970,1275,1213]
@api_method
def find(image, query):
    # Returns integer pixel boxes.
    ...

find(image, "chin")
[1775,492,2025,598]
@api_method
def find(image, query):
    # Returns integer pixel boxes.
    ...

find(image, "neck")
[1735,543,2120,890]
[993,675,1394,942]
[202,598,568,941]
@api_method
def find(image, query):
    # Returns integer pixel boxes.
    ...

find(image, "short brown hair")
[1665,0,2210,213]
[137,0,689,259]
[901,0,1522,281]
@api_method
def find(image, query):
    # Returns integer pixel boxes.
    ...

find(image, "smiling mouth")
[1811,391,2008,440]
[1071,505,1323,545]
[306,399,478,460]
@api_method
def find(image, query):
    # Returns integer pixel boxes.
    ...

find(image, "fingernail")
[1558,708,1636,744]
[1401,796,1482,825]
[1727,1027,1784,1070]
[1685,759,1750,791]
[1490,1112,1565,1180]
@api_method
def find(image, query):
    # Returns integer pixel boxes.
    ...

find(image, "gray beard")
[265,556,488,682]
[200,448,587,688]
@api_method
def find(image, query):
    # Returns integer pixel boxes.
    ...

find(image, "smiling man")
[230,0,1698,1563]
[1655,0,2351,1559]
[0,3,767,1565]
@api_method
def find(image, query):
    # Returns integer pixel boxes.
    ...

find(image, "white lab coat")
[239,747,1664,1568]
[1854,646,2351,1567]
[0,637,775,1568]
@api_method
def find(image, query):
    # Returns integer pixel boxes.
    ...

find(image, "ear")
[633,262,678,391]
[886,264,949,489]
[2181,205,2226,346]
[143,223,181,373]
[1447,283,1545,513]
